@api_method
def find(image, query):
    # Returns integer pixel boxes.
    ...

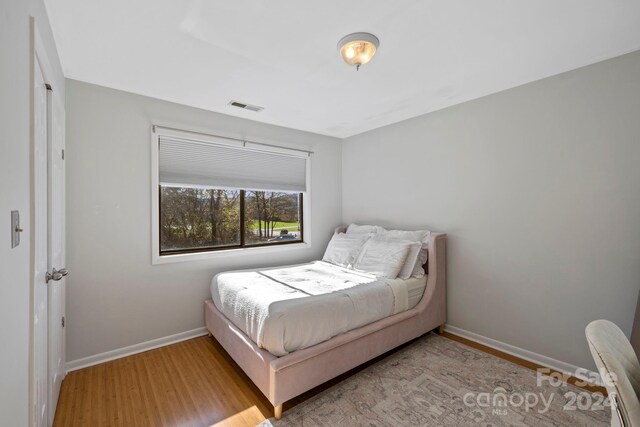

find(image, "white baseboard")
[444,325,602,386]
[65,327,209,373]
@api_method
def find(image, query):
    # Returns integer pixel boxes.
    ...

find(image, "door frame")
[29,17,66,427]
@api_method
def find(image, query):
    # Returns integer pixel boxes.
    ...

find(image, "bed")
[204,226,446,419]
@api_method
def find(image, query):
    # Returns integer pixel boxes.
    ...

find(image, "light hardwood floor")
[53,336,273,426]
[54,333,605,426]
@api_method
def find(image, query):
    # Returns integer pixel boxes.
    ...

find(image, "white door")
[32,35,66,427]
[47,85,66,425]
[33,53,49,427]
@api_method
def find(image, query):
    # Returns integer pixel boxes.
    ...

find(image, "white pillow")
[353,238,413,279]
[346,223,383,235]
[378,229,431,277]
[322,233,371,268]
[398,241,422,279]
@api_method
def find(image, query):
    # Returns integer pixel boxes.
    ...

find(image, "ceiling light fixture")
[337,32,380,71]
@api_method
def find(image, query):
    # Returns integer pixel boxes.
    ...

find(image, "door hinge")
[61,316,65,328]
[61,149,65,160]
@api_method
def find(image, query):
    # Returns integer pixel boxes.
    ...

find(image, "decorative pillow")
[353,238,413,279]
[322,233,371,268]
[346,223,383,235]
[378,228,431,277]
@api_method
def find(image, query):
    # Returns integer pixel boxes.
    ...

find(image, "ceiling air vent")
[228,100,264,112]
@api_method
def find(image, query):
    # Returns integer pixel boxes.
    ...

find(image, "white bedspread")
[211,261,409,356]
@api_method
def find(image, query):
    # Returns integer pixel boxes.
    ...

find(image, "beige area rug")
[258,333,609,426]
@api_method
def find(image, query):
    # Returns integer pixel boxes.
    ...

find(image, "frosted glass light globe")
[337,33,380,71]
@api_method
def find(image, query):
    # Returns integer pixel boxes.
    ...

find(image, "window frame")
[151,125,311,265]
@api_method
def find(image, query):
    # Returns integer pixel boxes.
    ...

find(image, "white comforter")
[211,261,409,356]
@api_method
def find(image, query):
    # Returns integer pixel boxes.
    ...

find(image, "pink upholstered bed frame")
[204,227,447,419]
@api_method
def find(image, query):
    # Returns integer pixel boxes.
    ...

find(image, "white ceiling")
[45,0,640,138]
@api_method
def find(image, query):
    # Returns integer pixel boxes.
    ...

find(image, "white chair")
[586,320,640,426]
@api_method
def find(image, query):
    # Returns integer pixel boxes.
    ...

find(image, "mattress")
[210,261,428,356]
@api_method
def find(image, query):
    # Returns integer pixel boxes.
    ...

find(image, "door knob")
[46,268,69,283]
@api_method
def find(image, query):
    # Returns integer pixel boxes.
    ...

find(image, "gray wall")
[342,51,640,370]
[0,0,64,425]
[65,80,343,361]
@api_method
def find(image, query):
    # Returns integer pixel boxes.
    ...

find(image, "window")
[152,126,309,260]
[243,190,303,246]
[159,187,303,254]
[159,187,241,252]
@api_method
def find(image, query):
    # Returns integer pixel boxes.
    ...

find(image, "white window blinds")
[158,135,308,192]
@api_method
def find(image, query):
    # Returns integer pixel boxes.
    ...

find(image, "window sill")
[151,241,311,265]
